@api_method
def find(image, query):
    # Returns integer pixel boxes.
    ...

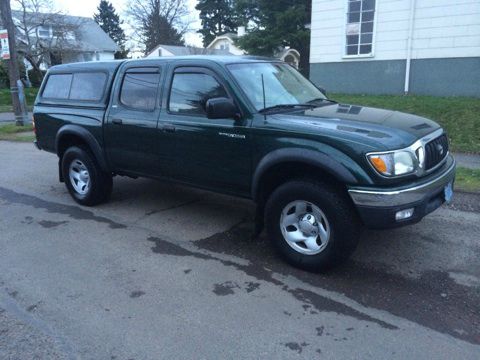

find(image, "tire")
[61,146,113,206]
[264,179,361,272]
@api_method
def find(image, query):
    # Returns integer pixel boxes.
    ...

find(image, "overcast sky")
[54,0,203,48]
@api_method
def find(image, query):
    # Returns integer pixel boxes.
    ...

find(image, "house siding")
[310,0,480,97]
[310,57,480,97]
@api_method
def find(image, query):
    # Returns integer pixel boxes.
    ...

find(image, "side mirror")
[206,97,239,119]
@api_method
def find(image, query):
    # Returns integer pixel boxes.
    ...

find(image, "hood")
[269,103,441,150]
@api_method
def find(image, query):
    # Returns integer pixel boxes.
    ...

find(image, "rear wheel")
[265,179,361,272]
[61,146,112,206]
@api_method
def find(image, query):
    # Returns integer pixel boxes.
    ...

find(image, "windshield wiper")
[259,103,316,114]
[306,97,338,105]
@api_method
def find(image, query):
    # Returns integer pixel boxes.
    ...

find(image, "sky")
[54,0,203,48]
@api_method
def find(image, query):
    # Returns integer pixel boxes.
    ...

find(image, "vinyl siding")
[310,0,480,63]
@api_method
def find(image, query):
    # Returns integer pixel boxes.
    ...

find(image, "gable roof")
[11,11,118,53]
[147,44,232,57]
[206,33,238,49]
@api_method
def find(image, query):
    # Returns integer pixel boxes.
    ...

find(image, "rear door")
[104,65,163,176]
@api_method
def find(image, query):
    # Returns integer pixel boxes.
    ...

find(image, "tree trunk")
[0,0,23,125]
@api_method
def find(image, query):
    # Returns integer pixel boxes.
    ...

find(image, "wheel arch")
[55,125,109,172]
[251,148,362,204]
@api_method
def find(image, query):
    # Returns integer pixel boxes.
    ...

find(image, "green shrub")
[27,69,46,87]
[0,59,27,88]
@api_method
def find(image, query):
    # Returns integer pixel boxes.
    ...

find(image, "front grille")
[424,134,449,170]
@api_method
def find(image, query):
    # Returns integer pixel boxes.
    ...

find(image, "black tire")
[61,146,113,206]
[264,179,361,272]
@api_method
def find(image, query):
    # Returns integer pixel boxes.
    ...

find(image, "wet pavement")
[0,141,479,359]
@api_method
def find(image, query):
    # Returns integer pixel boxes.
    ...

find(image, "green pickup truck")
[33,56,455,271]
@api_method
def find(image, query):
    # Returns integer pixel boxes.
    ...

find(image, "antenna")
[261,74,266,120]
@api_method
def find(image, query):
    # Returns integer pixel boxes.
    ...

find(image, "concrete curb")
[453,153,480,170]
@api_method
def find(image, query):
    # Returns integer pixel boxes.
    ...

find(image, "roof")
[48,60,124,73]
[206,33,238,48]
[146,44,232,57]
[48,55,278,72]
[134,55,276,65]
[11,11,118,53]
[275,48,301,59]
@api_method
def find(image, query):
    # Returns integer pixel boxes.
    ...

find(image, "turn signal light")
[370,156,387,173]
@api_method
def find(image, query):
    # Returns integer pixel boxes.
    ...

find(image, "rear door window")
[42,74,73,99]
[69,72,107,101]
[119,70,161,111]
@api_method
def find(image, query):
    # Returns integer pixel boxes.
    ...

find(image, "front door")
[104,65,163,176]
[159,66,252,195]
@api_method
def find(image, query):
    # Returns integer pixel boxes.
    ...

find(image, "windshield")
[227,62,327,111]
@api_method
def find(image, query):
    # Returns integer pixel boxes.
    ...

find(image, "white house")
[207,27,247,55]
[207,27,302,68]
[145,44,232,58]
[309,0,480,97]
[8,11,118,68]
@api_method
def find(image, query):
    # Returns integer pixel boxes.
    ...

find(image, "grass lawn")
[330,94,480,154]
[455,167,480,193]
[0,87,38,112]
[0,89,478,153]
[0,122,35,142]
[1,122,478,191]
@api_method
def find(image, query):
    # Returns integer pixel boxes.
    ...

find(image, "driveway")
[0,141,479,359]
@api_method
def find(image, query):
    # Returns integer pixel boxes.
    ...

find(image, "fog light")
[395,208,414,221]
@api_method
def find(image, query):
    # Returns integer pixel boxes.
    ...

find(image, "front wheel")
[265,179,361,272]
[61,146,112,206]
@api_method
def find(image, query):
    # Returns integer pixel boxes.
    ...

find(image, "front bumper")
[348,155,456,229]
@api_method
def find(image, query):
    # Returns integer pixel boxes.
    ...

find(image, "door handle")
[162,124,176,133]
[112,118,123,125]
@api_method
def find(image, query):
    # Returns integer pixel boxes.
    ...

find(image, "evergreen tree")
[196,0,238,47]
[141,0,184,53]
[235,0,311,75]
[94,0,129,59]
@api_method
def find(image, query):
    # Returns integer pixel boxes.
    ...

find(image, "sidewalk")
[453,152,480,170]
[0,112,31,123]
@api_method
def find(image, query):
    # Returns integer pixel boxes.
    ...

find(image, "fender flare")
[55,124,109,172]
[251,148,360,201]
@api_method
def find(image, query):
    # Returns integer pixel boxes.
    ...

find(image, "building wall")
[145,47,175,58]
[61,51,115,64]
[97,51,115,61]
[310,57,480,97]
[310,0,480,96]
[208,38,245,55]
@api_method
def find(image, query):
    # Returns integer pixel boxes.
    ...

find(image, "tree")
[0,0,22,124]
[127,0,189,54]
[11,0,82,74]
[196,0,238,47]
[94,0,128,59]
[235,0,311,75]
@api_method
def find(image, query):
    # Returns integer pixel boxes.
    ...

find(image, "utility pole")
[0,0,23,126]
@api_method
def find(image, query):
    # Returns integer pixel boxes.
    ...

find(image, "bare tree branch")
[11,0,84,71]
[126,0,192,49]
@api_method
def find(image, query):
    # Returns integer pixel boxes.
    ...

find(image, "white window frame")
[37,25,52,39]
[342,0,377,59]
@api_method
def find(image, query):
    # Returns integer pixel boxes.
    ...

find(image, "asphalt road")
[0,141,479,360]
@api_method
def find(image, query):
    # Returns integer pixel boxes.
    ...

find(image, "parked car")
[33,56,455,271]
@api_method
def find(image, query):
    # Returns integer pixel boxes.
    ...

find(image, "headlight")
[367,150,416,176]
